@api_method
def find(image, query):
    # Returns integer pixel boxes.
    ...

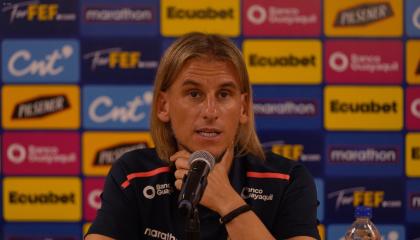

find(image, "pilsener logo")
[334,3,393,27]
[83,132,154,176]
[3,177,81,221]
[243,40,321,84]
[2,85,80,129]
[2,39,79,83]
[407,40,420,84]
[161,0,240,36]
[324,86,403,130]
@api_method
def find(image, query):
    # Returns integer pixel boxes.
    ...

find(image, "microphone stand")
[185,207,200,240]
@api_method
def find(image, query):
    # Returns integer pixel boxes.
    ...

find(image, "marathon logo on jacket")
[406,180,420,223]
[80,0,158,36]
[324,0,402,36]
[2,132,80,175]
[84,178,104,221]
[325,133,402,177]
[3,223,82,240]
[406,133,420,177]
[324,86,403,130]
[253,86,322,130]
[325,40,402,84]
[406,88,420,130]
[81,39,158,83]
[144,228,177,240]
[243,40,321,84]
[2,39,79,83]
[407,40,420,84]
[2,85,80,129]
[3,177,81,221]
[405,0,420,37]
[242,0,320,36]
[83,85,152,129]
[326,179,403,222]
[83,132,154,176]
[0,0,77,35]
[161,0,240,36]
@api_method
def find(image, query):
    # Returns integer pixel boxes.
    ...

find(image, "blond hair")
[150,32,264,161]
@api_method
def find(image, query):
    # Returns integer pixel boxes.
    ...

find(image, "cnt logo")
[1,0,76,23]
[247,4,317,26]
[334,2,393,27]
[413,6,420,30]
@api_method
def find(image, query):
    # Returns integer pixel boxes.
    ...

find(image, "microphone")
[178,150,215,217]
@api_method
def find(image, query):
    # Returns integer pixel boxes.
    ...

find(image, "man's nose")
[202,95,218,120]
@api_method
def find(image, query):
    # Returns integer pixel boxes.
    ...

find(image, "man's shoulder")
[113,148,169,173]
[246,151,300,173]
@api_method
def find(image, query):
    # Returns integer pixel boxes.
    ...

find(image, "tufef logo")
[12,94,70,119]
[406,133,420,177]
[334,3,393,27]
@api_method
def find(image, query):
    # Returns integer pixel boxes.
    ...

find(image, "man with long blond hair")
[86,32,320,240]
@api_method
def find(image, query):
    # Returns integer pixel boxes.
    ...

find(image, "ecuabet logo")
[406,88,420,130]
[2,85,80,129]
[243,0,320,36]
[2,132,80,175]
[325,40,402,84]
[2,39,79,83]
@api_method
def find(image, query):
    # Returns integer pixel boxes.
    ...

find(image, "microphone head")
[189,150,215,170]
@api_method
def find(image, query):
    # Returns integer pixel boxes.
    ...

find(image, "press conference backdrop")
[0,0,419,239]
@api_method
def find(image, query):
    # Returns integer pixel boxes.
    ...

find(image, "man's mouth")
[196,128,221,137]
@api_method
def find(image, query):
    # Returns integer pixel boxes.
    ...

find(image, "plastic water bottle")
[344,206,381,240]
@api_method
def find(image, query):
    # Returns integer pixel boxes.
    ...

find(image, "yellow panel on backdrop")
[406,133,420,177]
[3,177,81,221]
[407,40,420,85]
[83,132,154,176]
[243,40,322,84]
[161,0,240,36]
[324,86,403,130]
[324,0,402,37]
[2,85,80,129]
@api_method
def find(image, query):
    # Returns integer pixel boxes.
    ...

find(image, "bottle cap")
[355,206,372,218]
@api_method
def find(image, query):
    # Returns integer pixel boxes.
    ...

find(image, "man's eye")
[219,91,230,98]
[189,91,200,98]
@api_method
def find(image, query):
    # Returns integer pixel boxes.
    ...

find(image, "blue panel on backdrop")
[406,0,420,37]
[80,0,159,37]
[258,131,323,176]
[81,39,159,83]
[325,133,403,177]
[252,86,322,130]
[326,178,404,223]
[4,223,81,239]
[406,180,420,223]
[2,39,79,83]
[83,85,153,130]
[407,224,420,240]
[0,0,78,37]
[314,178,324,222]
[328,224,405,240]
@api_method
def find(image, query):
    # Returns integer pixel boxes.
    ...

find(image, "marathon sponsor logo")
[327,187,402,210]
[329,51,399,73]
[413,147,420,160]
[94,142,148,166]
[83,48,158,71]
[2,0,76,23]
[328,146,399,164]
[247,4,317,26]
[144,228,177,240]
[334,2,393,27]
[410,193,420,209]
[166,6,234,19]
[12,95,70,119]
[84,6,153,22]
[249,54,316,67]
[143,183,173,199]
[330,100,397,114]
[88,92,152,124]
[254,100,317,116]
[7,143,76,165]
[9,191,75,205]
[241,187,273,201]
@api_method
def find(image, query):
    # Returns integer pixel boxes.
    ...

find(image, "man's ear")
[157,92,170,122]
[239,93,249,124]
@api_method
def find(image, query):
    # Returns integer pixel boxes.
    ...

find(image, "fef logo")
[324,0,402,36]
[407,180,420,223]
[0,0,77,35]
[2,39,79,83]
[325,40,402,84]
[406,133,420,177]
[406,88,420,130]
[83,132,154,176]
[324,86,403,131]
[3,177,81,221]
[406,0,420,37]
[161,0,240,36]
[242,0,320,36]
[2,132,80,175]
[2,85,80,129]
[406,40,420,85]
[83,85,153,129]
[243,40,321,84]
[84,178,105,221]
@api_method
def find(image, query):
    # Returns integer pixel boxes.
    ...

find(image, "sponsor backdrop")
[0,0,419,239]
